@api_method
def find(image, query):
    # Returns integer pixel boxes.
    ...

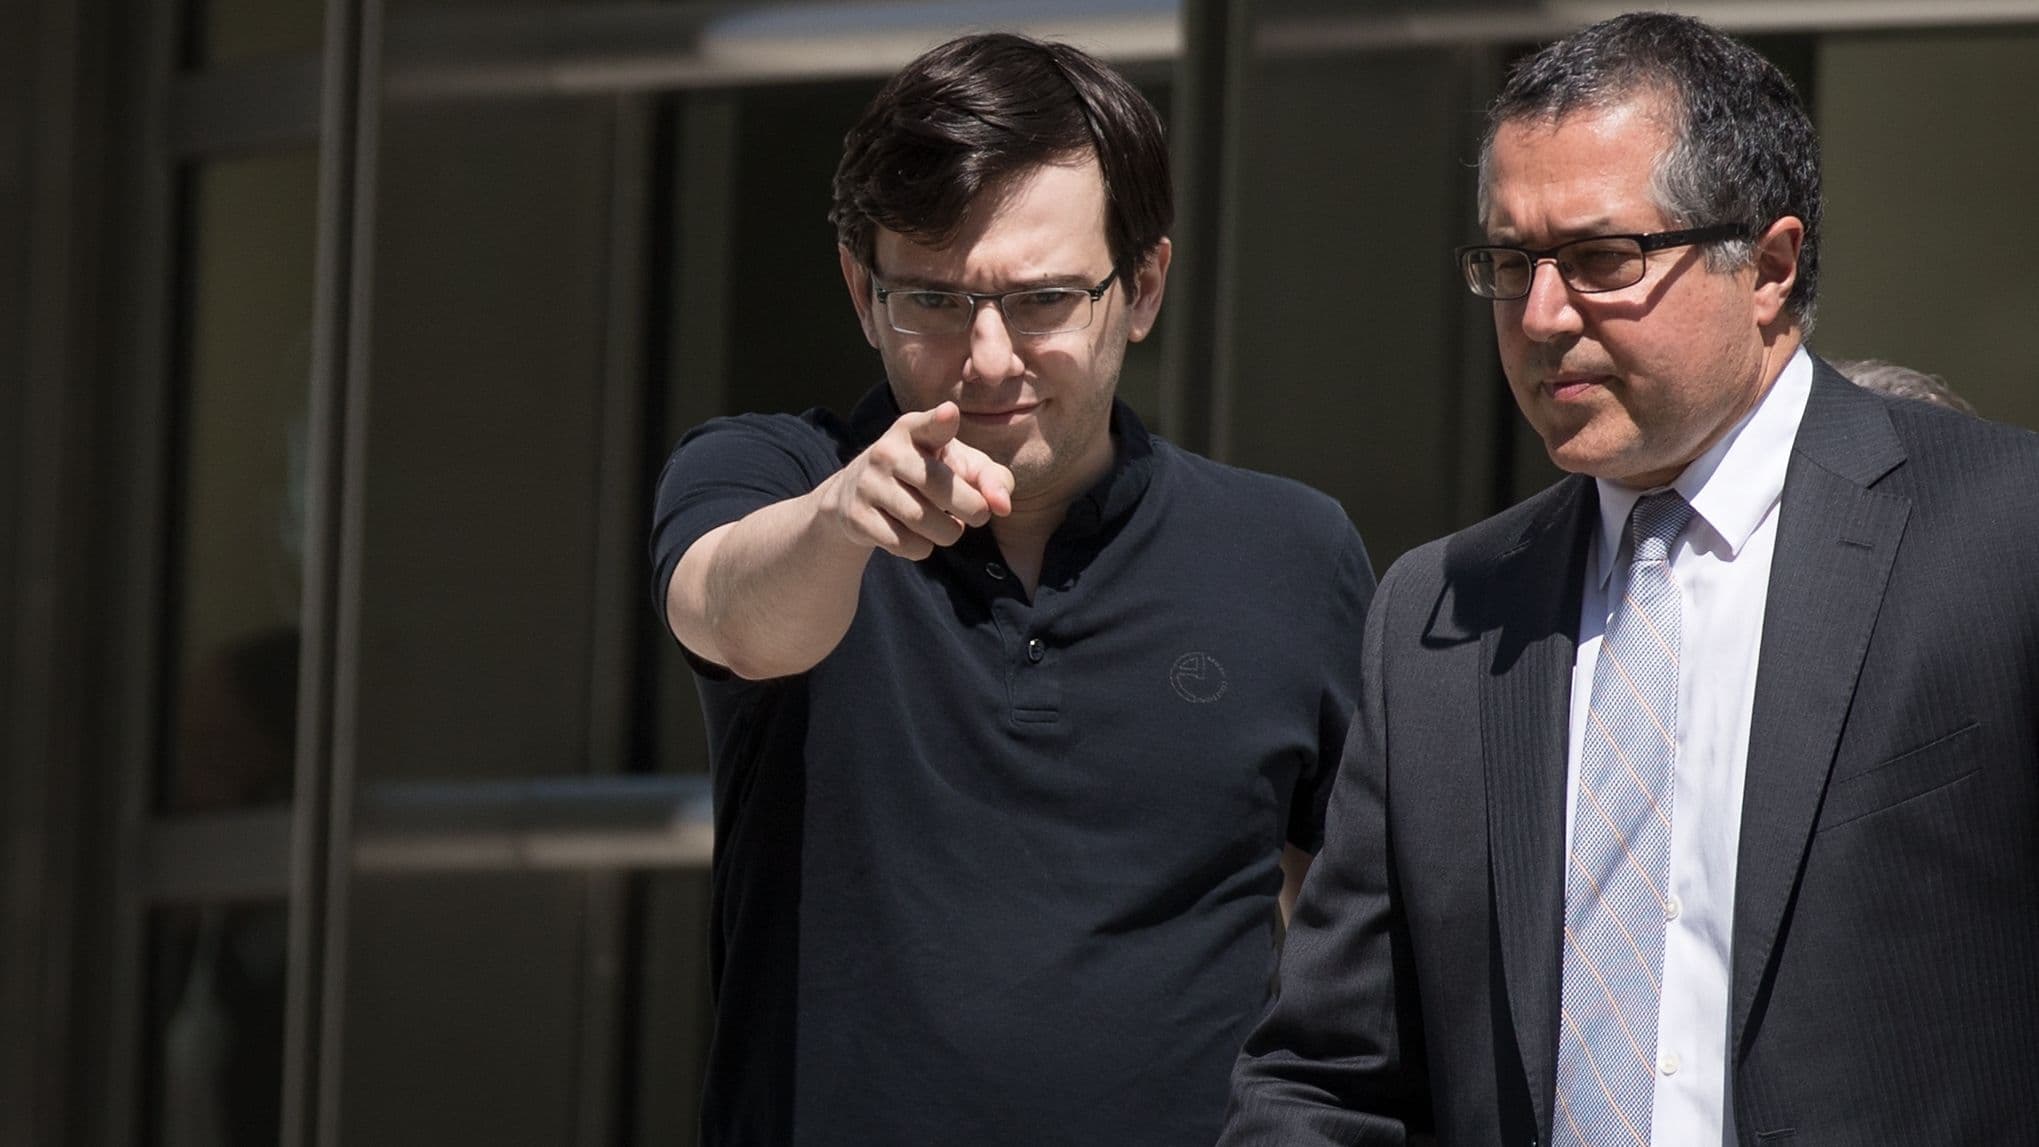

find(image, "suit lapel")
[1480,474,1596,1141]
[1731,362,1910,1057]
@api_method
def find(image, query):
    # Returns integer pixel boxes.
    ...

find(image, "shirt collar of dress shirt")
[1592,345,1814,589]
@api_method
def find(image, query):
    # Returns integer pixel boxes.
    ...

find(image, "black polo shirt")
[650,385,1374,1146]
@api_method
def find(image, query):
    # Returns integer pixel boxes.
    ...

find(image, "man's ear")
[839,244,881,348]
[1750,216,1804,328]
[1125,237,1172,343]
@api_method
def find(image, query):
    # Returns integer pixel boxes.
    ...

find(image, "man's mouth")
[1543,374,1609,401]
[959,401,1039,425]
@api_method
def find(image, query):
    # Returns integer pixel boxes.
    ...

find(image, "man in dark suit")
[1221,12,2039,1146]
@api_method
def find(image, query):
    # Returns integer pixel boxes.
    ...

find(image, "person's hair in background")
[1830,357,1977,415]
[829,31,1173,293]
[1478,11,1823,331]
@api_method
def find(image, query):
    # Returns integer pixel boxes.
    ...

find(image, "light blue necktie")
[1553,491,1694,1147]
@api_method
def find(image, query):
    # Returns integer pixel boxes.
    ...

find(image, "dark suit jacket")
[1222,359,2039,1146]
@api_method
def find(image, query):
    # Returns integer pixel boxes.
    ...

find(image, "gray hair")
[1476,12,1822,330]
[1830,357,1976,415]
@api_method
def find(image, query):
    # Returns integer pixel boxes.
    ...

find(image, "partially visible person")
[160,628,298,1147]
[649,32,1373,1147]
[1830,355,1977,414]
[1224,12,2039,1146]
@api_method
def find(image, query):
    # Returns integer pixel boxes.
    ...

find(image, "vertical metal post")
[1444,44,1512,523]
[1160,0,1250,459]
[3,0,116,1138]
[281,0,376,1142]
[96,0,179,1136]
[572,91,656,1147]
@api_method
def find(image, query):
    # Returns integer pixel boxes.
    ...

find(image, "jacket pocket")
[1816,719,1981,831]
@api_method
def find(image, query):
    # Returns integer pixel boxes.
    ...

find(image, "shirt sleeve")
[1223,553,1420,1145]
[1287,515,1377,854]
[646,412,840,640]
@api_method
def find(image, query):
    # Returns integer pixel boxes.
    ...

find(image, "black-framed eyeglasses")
[1454,223,1753,300]
[871,271,1119,336]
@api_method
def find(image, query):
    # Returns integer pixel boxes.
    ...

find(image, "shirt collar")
[1062,401,1154,538]
[847,383,908,448]
[1592,345,1813,588]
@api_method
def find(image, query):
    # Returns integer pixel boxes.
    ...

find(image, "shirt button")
[1026,637,1045,663]
[1659,1052,1680,1076]
[1664,895,1682,922]
[984,562,1007,580]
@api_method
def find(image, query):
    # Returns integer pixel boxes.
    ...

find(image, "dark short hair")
[829,32,1172,291]
[1479,12,1823,329]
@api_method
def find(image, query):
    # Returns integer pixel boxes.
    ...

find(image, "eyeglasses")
[1454,223,1752,300]
[871,271,1119,336]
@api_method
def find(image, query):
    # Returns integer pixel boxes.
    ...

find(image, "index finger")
[901,402,961,453]
[939,439,1014,518]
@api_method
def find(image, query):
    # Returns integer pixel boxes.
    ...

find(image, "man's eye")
[901,291,963,311]
[1006,289,1081,317]
[1475,252,1531,291]
[1563,243,1642,284]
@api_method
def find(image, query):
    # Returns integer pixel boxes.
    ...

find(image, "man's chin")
[1001,449,1065,497]
[1549,443,1687,489]
[1542,431,1627,480]
[955,423,1030,459]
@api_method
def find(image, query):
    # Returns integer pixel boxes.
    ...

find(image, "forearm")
[661,402,1011,679]
[1280,844,1312,924]
[666,487,876,680]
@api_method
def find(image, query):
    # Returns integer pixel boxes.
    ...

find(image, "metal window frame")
[1256,1,2039,57]
[4,0,130,1138]
[97,0,183,1139]
[359,0,2039,105]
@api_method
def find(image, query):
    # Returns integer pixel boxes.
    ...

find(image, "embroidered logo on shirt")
[1169,652,1228,703]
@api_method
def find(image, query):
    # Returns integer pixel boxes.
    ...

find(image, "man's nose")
[1517,259,1584,343]
[964,299,1025,382]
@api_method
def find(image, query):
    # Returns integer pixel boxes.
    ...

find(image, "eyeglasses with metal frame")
[1454,222,1753,300]
[871,271,1120,336]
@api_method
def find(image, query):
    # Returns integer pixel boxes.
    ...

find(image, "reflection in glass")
[163,151,317,814]
[173,629,301,810]
[354,99,620,786]
[145,902,290,1147]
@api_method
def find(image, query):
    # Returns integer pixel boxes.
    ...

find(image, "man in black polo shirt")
[650,32,1373,1146]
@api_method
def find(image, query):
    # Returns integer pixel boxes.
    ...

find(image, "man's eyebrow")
[873,271,955,289]
[1015,272,1110,289]
[1485,218,1621,246]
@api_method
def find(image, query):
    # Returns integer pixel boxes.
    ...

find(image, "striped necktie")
[1553,491,1695,1147]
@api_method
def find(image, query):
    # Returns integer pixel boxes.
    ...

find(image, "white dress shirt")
[1563,346,1813,1147]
